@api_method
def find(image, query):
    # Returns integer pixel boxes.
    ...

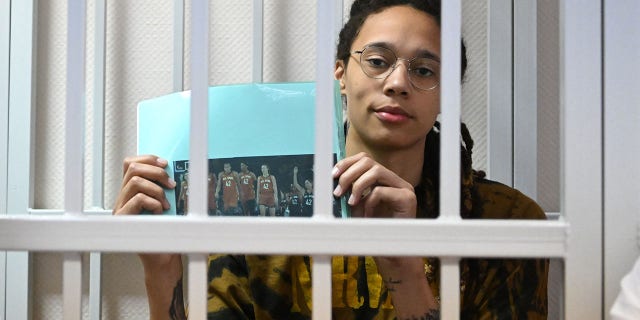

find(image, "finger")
[340,161,411,204]
[332,152,369,178]
[115,192,165,215]
[122,160,176,191]
[333,155,377,198]
[115,175,170,213]
[123,155,168,174]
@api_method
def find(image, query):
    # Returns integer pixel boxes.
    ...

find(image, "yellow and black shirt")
[205,178,549,319]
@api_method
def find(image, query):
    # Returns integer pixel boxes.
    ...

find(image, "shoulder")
[472,177,546,220]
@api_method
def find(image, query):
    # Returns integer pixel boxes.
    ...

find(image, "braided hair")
[418,122,485,219]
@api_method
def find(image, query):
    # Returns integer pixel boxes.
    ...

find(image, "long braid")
[418,121,481,219]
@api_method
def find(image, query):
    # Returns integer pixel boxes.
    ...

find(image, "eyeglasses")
[352,45,440,91]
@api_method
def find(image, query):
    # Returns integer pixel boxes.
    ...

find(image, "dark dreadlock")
[418,121,485,219]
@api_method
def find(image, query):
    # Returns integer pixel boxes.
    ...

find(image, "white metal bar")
[90,3,106,316]
[603,0,640,314]
[66,0,86,216]
[29,208,111,215]
[313,0,337,220]
[0,0,10,214]
[252,0,263,82]
[6,1,37,319]
[440,258,460,319]
[312,255,332,319]
[334,0,344,41]
[0,216,568,257]
[188,1,209,318]
[312,0,337,313]
[487,0,513,186]
[65,1,87,319]
[559,0,603,318]
[0,251,4,320]
[305,0,337,293]
[63,252,83,320]
[188,0,208,220]
[513,0,538,200]
[89,252,102,320]
[173,0,184,91]
[0,1,9,315]
[91,0,106,210]
[439,0,461,221]
[187,254,208,320]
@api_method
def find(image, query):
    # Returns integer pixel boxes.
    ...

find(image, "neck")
[345,135,425,187]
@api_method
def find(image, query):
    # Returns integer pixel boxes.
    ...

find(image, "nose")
[383,59,411,96]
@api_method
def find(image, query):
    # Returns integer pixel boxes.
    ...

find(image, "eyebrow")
[365,41,441,62]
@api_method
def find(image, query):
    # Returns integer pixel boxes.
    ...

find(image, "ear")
[334,60,347,94]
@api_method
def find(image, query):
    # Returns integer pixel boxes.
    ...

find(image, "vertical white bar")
[439,0,461,221]
[440,258,460,319]
[334,0,344,38]
[63,253,83,320]
[312,255,332,319]
[487,0,513,186]
[313,0,336,317]
[6,1,36,319]
[173,0,184,91]
[187,254,208,320]
[252,0,263,82]
[559,0,602,319]
[513,0,537,200]
[0,0,9,210]
[0,0,9,317]
[65,1,86,319]
[313,0,336,220]
[90,3,106,317]
[440,1,461,318]
[91,0,106,210]
[603,0,640,314]
[66,0,86,216]
[188,0,208,220]
[89,253,102,320]
[188,1,209,319]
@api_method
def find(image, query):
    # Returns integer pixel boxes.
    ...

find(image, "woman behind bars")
[114,0,548,318]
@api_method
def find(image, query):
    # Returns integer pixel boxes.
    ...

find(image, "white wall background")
[29,0,563,318]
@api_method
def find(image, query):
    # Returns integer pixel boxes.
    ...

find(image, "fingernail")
[168,178,176,188]
[333,185,342,196]
[348,194,355,205]
[332,166,340,177]
[163,198,170,209]
[157,158,168,165]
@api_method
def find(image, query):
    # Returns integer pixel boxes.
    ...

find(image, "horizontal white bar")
[28,209,111,215]
[0,216,567,257]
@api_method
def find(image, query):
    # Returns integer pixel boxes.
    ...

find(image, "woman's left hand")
[333,152,439,315]
[332,152,417,219]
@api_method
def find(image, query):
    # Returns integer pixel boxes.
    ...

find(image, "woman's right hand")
[113,155,185,318]
[114,155,176,215]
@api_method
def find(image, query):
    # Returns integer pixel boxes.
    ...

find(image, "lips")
[373,106,412,123]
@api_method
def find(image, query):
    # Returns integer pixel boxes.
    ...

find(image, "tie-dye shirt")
[205,178,549,319]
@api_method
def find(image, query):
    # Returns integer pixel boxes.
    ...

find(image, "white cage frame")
[2,0,639,319]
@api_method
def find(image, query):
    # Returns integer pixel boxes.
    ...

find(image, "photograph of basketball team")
[173,155,322,217]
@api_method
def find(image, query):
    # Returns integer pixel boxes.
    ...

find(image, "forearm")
[375,256,439,320]
[142,255,185,320]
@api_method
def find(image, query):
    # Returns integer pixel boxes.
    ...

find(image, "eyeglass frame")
[351,45,441,91]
